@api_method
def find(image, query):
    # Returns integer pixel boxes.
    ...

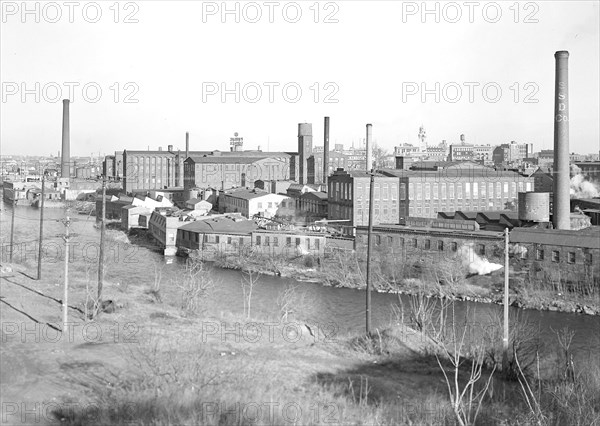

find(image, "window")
[257,202,263,209]
[449,183,455,199]
[503,182,509,197]
[215,236,220,244]
[412,238,418,248]
[383,184,389,200]
[473,182,478,199]
[496,182,502,198]
[568,252,575,264]
[480,182,486,199]
[268,202,273,209]
[256,236,261,245]
[387,236,393,245]
[296,238,301,246]
[239,237,244,246]
[315,239,320,250]
[489,182,494,199]
[451,242,458,252]
[307,238,311,249]
[433,183,438,200]
[438,240,444,251]
[416,183,422,200]
[456,184,463,199]
[376,235,381,245]
[425,183,431,200]
[477,244,485,256]
[195,234,199,243]
[585,253,592,264]
[424,240,431,250]
[441,183,447,199]
[551,250,559,263]
[536,249,544,261]
[465,183,471,199]
[409,183,414,200]
[273,237,279,247]
[286,237,292,246]
[265,236,270,246]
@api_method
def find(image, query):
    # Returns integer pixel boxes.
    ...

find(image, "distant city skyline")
[1,1,599,156]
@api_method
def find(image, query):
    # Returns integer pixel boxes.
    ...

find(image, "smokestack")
[323,117,330,187]
[298,123,313,184]
[61,99,70,178]
[553,50,570,230]
[366,124,373,172]
[185,132,189,159]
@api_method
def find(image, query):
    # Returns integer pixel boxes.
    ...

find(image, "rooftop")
[178,217,258,234]
[510,227,600,249]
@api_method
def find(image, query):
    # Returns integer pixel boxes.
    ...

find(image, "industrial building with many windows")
[327,163,534,234]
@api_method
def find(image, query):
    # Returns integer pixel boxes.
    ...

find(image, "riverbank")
[2,258,598,425]
[213,252,600,316]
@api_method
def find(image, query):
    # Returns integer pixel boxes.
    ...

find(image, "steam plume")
[570,164,600,198]
[458,244,503,275]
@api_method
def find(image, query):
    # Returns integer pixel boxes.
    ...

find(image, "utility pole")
[502,227,510,372]
[9,199,16,263]
[62,216,71,332]
[365,170,375,334]
[37,174,45,280]
[98,176,106,305]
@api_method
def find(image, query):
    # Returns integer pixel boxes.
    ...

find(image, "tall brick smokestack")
[323,117,330,187]
[366,124,373,172]
[61,99,70,178]
[553,51,570,230]
[298,123,313,184]
[185,132,189,159]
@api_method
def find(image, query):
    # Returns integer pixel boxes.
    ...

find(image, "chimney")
[298,123,313,184]
[553,50,570,230]
[185,132,189,158]
[323,117,330,188]
[168,145,173,152]
[60,99,70,178]
[158,147,162,151]
[366,124,373,172]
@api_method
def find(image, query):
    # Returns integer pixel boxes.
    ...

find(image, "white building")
[219,188,292,219]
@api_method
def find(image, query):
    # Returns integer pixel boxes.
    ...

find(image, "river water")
[1,202,599,368]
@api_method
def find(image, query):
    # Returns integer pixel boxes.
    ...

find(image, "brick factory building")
[327,163,534,235]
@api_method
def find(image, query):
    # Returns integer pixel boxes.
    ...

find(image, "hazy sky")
[1,1,599,157]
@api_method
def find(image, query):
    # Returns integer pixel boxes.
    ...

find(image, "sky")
[1,1,599,157]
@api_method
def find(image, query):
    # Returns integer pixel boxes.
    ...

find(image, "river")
[1,202,598,369]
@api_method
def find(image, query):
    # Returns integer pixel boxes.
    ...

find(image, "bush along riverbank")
[208,248,600,316]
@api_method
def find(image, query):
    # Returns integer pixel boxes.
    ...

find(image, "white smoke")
[570,164,600,199]
[458,244,503,276]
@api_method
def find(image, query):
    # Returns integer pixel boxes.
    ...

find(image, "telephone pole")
[62,216,71,332]
[365,170,375,334]
[9,199,16,263]
[37,174,46,280]
[98,176,107,305]
[502,228,510,372]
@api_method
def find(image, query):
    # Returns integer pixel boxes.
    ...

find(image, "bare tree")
[432,304,496,426]
[175,258,213,314]
[241,266,260,319]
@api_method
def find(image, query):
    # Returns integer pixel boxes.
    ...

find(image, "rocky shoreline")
[214,259,600,316]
